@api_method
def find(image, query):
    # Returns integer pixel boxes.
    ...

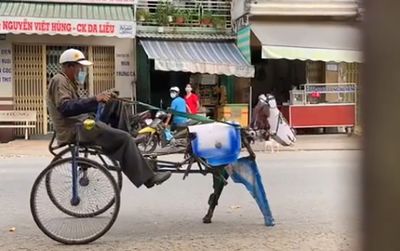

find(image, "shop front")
[250,19,363,133]
[0,0,136,137]
[136,38,254,126]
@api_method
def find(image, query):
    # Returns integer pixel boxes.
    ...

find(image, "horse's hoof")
[202,217,212,224]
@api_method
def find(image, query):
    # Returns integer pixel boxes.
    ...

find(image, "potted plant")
[201,11,213,27]
[174,9,187,25]
[212,16,225,29]
[156,1,175,26]
[136,9,150,22]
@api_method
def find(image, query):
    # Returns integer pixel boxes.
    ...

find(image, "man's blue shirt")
[171,96,187,125]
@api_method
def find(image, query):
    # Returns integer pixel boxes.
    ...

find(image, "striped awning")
[140,40,255,78]
[0,2,135,38]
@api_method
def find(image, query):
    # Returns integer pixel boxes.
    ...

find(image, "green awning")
[0,2,135,38]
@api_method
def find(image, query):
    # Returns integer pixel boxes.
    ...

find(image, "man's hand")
[96,92,111,103]
[110,89,120,98]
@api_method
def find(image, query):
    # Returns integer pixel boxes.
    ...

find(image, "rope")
[113,97,240,127]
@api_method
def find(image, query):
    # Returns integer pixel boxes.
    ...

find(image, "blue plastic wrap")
[189,123,241,166]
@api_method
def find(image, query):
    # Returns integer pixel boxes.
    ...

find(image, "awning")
[0,2,135,38]
[251,21,363,63]
[140,40,255,78]
[250,1,359,17]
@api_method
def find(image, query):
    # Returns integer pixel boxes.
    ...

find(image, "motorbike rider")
[164,86,188,131]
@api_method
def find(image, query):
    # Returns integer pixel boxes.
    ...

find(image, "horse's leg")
[203,169,229,224]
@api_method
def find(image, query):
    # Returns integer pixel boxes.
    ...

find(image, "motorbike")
[128,110,153,137]
[136,111,196,154]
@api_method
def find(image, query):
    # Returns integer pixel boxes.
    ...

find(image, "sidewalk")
[0,134,361,158]
[252,134,361,152]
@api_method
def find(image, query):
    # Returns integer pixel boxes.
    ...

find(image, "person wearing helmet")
[47,48,171,188]
[164,86,188,130]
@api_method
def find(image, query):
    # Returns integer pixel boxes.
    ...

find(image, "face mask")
[76,70,87,85]
[170,92,177,98]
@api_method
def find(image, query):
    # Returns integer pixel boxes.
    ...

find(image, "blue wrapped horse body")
[188,122,275,226]
[189,122,241,166]
[226,157,275,226]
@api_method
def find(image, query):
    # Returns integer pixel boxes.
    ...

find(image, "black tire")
[30,157,120,244]
[137,133,158,154]
[54,147,123,191]
[44,158,119,218]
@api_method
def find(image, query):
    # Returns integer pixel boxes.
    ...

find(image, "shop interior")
[149,65,229,120]
[250,46,307,107]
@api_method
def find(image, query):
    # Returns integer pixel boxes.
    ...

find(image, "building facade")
[243,0,363,133]
[0,0,136,136]
[134,0,254,124]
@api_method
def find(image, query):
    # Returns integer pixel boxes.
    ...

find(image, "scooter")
[136,111,196,154]
[128,110,153,137]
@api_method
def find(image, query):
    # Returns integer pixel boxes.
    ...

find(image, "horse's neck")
[269,107,280,116]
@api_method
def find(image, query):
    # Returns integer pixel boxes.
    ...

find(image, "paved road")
[0,151,361,251]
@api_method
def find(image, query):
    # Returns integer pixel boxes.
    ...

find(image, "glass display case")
[289,83,356,105]
[282,83,357,132]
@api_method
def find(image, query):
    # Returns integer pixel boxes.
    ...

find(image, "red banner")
[0,18,135,38]
[6,0,135,5]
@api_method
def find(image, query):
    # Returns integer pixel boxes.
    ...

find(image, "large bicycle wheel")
[54,147,123,191]
[45,157,120,218]
[31,157,120,245]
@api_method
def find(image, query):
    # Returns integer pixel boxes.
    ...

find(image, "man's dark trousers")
[79,121,153,187]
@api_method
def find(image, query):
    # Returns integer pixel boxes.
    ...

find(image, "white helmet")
[258,94,267,103]
[59,48,93,66]
[169,86,180,93]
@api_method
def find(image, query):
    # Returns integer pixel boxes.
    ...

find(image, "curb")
[251,148,361,152]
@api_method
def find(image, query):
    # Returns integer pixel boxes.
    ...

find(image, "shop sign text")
[7,0,135,5]
[0,46,12,85]
[0,18,135,38]
[115,53,135,78]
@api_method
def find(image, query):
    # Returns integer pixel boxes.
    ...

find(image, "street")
[0,150,361,251]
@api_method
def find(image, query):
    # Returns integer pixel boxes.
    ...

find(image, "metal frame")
[34,98,275,244]
[48,124,255,222]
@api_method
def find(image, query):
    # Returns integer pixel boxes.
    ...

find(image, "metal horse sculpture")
[183,120,277,227]
[201,129,275,226]
[104,98,283,227]
[201,94,297,226]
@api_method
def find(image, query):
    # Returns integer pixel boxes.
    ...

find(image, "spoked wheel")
[30,157,120,244]
[137,134,158,154]
[54,148,123,191]
[45,158,119,218]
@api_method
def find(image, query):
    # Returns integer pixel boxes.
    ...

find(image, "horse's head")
[266,94,277,109]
